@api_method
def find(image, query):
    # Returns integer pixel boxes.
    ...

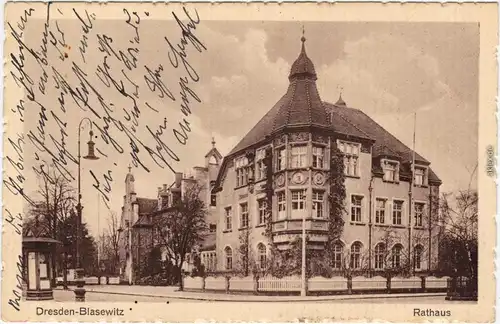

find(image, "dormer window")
[235,156,249,187]
[338,140,360,177]
[414,166,427,186]
[382,159,399,182]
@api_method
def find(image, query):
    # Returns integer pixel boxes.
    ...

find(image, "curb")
[58,288,446,302]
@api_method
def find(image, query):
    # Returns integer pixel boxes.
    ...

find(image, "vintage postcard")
[2,1,497,322]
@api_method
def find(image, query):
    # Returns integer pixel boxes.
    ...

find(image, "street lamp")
[74,117,99,302]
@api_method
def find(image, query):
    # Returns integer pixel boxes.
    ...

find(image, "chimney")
[175,172,182,188]
[163,184,168,191]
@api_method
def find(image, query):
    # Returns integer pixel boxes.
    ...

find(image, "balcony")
[272,218,329,245]
[273,218,328,231]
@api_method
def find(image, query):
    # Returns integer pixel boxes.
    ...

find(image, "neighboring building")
[118,141,222,284]
[212,36,442,274]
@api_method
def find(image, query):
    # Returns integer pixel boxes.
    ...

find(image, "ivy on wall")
[325,145,346,254]
[263,147,274,240]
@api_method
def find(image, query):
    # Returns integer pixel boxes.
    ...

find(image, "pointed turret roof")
[335,93,347,107]
[125,165,134,182]
[205,137,223,160]
[228,34,330,155]
[288,35,317,81]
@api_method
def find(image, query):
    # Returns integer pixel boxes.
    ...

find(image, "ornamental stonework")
[312,134,328,144]
[312,172,326,186]
[275,173,285,187]
[361,143,371,153]
[274,134,287,146]
[289,132,309,142]
[290,171,308,185]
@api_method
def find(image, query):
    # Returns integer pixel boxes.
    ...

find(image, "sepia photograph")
[2,2,496,322]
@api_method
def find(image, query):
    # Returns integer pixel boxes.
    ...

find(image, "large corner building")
[213,36,442,273]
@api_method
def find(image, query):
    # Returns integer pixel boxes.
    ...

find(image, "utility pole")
[301,204,307,296]
[97,193,100,267]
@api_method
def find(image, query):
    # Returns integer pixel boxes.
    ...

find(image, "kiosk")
[22,236,61,300]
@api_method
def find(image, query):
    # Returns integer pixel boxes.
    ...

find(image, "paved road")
[52,290,472,304]
[53,290,202,302]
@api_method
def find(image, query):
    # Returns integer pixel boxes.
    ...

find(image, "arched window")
[332,242,344,270]
[224,246,233,270]
[414,245,423,270]
[374,243,386,270]
[391,244,403,268]
[257,243,267,270]
[350,242,363,269]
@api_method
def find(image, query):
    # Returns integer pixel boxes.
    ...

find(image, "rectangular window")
[414,247,423,270]
[235,157,249,187]
[338,141,360,177]
[393,200,404,225]
[276,148,286,171]
[332,244,343,269]
[312,146,325,168]
[225,207,232,231]
[291,189,306,219]
[240,203,249,228]
[414,202,425,227]
[350,195,363,222]
[277,191,286,220]
[312,190,324,218]
[258,199,267,225]
[375,198,386,224]
[255,149,267,181]
[382,160,399,182]
[414,167,426,186]
[210,193,217,206]
[290,145,308,168]
[291,189,306,210]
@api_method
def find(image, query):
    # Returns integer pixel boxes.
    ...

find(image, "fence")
[390,276,422,290]
[308,276,347,292]
[229,276,254,292]
[446,276,477,301]
[352,276,387,291]
[183,275,450,295]
[56,276,121,286]
[205,276,227,290]
[259,276,301,292]
[426,276,450,289]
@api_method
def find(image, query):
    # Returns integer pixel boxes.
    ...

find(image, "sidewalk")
[56,285,446,302]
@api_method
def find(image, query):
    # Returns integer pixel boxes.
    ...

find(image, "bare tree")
[25,164,76,287]
[155,183,208,290]
[236,227,258,277]
[439,189,478,279]
[102,211,121,274]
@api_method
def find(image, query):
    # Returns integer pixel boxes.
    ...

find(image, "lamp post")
[74,117,99,302]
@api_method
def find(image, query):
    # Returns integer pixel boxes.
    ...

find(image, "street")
[47,290,474,304]
[52,290,201,303]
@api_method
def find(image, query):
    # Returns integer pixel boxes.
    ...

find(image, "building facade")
[118,141,222,283]
[213,36,442,275]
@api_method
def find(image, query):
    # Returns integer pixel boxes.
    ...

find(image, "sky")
[19,15,478,237]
